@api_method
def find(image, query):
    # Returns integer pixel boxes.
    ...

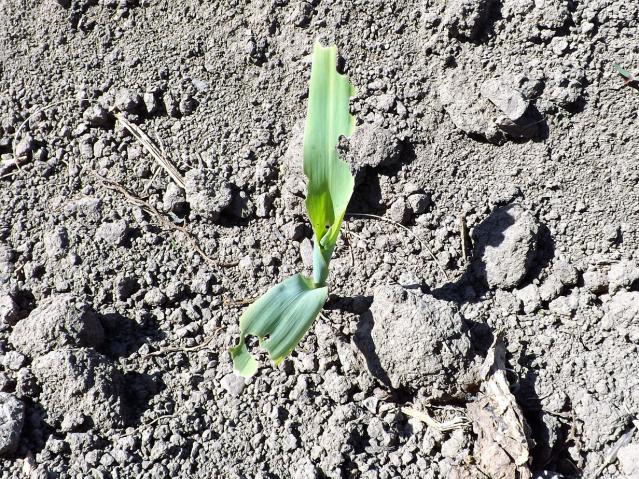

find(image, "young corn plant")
[230,43,355,377]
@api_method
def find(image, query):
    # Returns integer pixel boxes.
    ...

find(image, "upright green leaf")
[304,44,356,285]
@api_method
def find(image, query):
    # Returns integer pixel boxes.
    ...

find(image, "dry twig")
[90,172,237,273]
[141,328,223,358]
[114,112,185,189]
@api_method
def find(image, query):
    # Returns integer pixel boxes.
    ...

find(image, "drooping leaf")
[303,43,356,282]
[230,274,328,377]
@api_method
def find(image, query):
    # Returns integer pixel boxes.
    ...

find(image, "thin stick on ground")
[140,328,224,359]
[90,171,237,273]
[114,112,186,189]
[346,212,450,281]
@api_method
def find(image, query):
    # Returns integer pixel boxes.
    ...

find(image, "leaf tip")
[230,342,258,378]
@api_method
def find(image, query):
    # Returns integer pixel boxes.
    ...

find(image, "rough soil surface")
[1,0,639,478]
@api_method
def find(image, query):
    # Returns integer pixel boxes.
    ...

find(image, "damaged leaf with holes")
[230,43,356,377]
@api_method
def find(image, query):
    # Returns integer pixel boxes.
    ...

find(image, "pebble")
[95,220,130,246]
[83,105,111,127]
[43,227,69,259]
[220,373,246,397]
[9,294,104,358]
[114,88,143,114]
[0,294,18,331]
[515,284,542,314]
[388,197,410,225]
[407,193,430,215]
[608,260,639,293]
[0,392,24,455]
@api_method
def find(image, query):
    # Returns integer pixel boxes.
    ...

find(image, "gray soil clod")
[9,294,104,358]
[369,284,474,394]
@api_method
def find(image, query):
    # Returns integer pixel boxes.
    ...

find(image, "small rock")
[15,135,35,159]
[9,294,104,358]
[43,227,69,259]
[191,270,215,295]
[289,1,313,27]
[472,204,540,290]
[32,348,123,429]
[548,292,578,317]
[618,443,639,476]
[552,260,579,288]
[83,105,111,127]
[162,183,187,215]
[442,0,492,39]
[481,78,528,122]
[441,429,467,458]
[0,393,24,455]
[179,94,197,116]
[113,275,139,301]
[184,169,233,221]
[439,73,500,142]
[292,457,320,479]
[538,275,563,303]
[515,284,542,314]
[323,369,351,404]
[367,285,472,392]
[220,373,246,397]
[582,270,608,294]
[1,351,25,371]
[376,93,396,112]
[0,294,18,331]
[300,238,313,269]
[608,260,639,293]
[347,124,401,184]
[282,222,305,241]
[388,197,411,225]
[143,288,166,307]
[162,93,179,117]
[95,220,130,245]
[602,224,620,243]
[254,192,272,218]
[143,91,159,115]
[227,190,254,219]
[114,88,143,114]
[407,193,431,215]
[602,291,639,341]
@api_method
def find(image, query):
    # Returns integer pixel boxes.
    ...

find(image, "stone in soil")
[347,123,401,185]
[31,348,123,430]
[0,294,18,331]
[368,284,473,393]
[0,393,24,455]
[9,294,104,358]
[472,204,540,290]
[184,168,233,221]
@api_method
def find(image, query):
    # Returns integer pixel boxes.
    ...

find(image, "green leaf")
[303,43,356,283]
[614,63,634,80]
[229,43,356,377]
[230,274,328,377]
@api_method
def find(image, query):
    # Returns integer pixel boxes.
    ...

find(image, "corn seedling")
[230,43,355,377]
